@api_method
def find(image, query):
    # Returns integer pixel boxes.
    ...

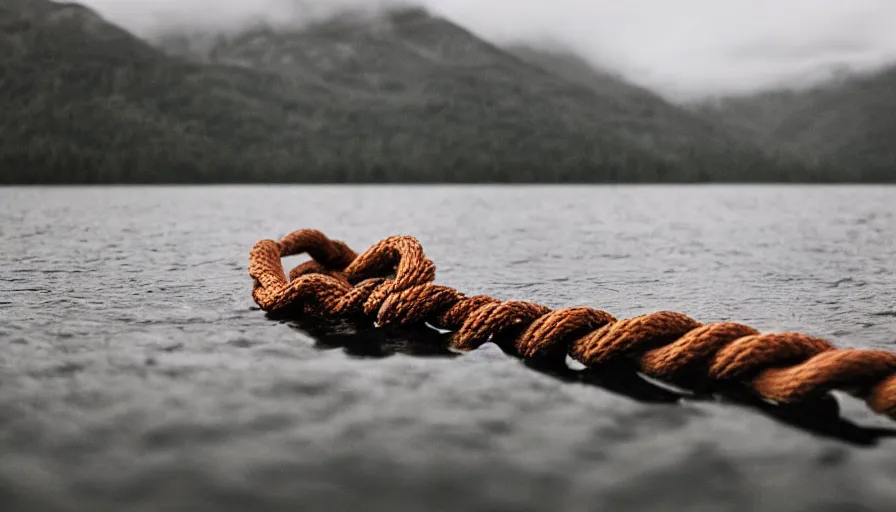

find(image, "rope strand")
[248,229,896,420]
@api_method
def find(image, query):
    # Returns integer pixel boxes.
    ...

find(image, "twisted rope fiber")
[249,229,896,420]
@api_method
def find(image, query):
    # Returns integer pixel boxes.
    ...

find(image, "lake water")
[2,185,896,512]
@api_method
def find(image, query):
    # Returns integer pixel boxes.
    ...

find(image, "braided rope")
[249,229,896,421]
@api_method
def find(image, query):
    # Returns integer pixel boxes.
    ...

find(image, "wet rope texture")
[249,229,896,421]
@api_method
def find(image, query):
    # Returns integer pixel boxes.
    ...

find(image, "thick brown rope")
[248,229,896,420]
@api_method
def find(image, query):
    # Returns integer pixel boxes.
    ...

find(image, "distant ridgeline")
[0,0,893,183]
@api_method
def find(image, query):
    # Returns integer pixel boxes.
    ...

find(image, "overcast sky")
[81,0,896,99]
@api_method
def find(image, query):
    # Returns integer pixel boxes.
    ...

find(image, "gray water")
[2,185,896,512]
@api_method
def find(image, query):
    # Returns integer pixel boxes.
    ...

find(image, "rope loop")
[343,235,437,315]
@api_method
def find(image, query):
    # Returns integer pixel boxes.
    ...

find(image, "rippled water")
[2,185,896,512]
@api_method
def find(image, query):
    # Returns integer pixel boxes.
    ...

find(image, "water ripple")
[1,185,895,512]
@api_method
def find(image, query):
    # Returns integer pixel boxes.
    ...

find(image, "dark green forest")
[694,68,896,182]
[0,0,893,183]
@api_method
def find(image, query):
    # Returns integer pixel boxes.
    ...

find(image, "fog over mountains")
[1,0,894,183]
[82,0,896,99]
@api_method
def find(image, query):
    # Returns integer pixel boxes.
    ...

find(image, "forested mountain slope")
[1,1,825,182]
[696,66,896,180]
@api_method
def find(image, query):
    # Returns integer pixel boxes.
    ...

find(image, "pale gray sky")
[80,0,896,99]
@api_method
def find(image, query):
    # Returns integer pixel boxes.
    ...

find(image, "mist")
[80,0,896,99]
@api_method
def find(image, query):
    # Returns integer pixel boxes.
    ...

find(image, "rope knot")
[343,235,437,315]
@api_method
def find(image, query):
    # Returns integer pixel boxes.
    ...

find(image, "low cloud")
[80,0,896,99]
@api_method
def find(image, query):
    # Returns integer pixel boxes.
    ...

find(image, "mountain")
[695,66,896,181]
[3,0,460,183]
[508,45,675,110]
[158,7,817,182]
[0,0,328,182]
[2,1,811,183]
[505,44,816,178]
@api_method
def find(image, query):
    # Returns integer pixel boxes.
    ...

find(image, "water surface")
[2,185,896,511]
